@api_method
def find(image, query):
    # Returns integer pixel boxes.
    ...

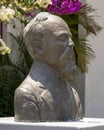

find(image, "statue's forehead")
[45,15,70,31]
[24,13,72,38]
[41,21,71,37]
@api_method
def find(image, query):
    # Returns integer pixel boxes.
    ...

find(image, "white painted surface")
[85,0,104,117]
[0,118,104,130]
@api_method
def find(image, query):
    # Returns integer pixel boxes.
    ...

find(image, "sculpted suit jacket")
[14,63,82,122]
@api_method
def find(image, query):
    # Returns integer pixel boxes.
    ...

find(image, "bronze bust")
[14,12,83,122]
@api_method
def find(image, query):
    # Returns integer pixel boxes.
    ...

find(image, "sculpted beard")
[58,47,77,81]
[28,41,77,81]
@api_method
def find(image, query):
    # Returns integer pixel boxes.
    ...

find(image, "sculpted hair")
[23,12,50,60]
[24,12,49,44]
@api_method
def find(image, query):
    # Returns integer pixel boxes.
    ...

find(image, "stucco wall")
[85,0,104,117]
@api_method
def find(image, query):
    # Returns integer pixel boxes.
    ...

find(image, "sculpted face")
[42,17,73,67]
[24,12,77,80]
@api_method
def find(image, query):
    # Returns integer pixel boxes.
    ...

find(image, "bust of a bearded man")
[14,12,83,122]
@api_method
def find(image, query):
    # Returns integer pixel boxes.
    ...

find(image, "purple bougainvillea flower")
[24,9,39,18]
[24,12,32,17]
[46,0,82,15]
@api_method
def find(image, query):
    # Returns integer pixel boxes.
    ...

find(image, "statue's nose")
[68,38,74,47]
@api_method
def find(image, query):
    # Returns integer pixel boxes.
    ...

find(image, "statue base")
[0,117,104,130]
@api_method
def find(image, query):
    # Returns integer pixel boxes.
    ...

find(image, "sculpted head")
[24,12,77,80]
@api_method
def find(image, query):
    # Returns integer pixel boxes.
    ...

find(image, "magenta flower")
[24,9,39,18]
[46,0,82,15]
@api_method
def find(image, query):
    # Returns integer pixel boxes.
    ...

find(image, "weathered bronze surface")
[14,12,83,122]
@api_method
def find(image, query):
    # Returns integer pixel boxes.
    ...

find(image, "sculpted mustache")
[59,47,75,66]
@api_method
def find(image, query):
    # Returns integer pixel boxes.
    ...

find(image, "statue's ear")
[33,40,43,55]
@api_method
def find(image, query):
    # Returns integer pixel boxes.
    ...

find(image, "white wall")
[85,0,104,117]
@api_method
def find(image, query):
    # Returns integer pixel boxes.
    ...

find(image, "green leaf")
[78,4,102,36]
[74,38,95,72]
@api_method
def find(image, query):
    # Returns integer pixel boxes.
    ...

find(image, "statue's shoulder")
[17,75,44,90]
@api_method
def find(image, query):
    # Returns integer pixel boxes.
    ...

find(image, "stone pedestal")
[0,117,104,130]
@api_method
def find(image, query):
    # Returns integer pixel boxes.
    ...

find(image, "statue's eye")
[57,33,69,42]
